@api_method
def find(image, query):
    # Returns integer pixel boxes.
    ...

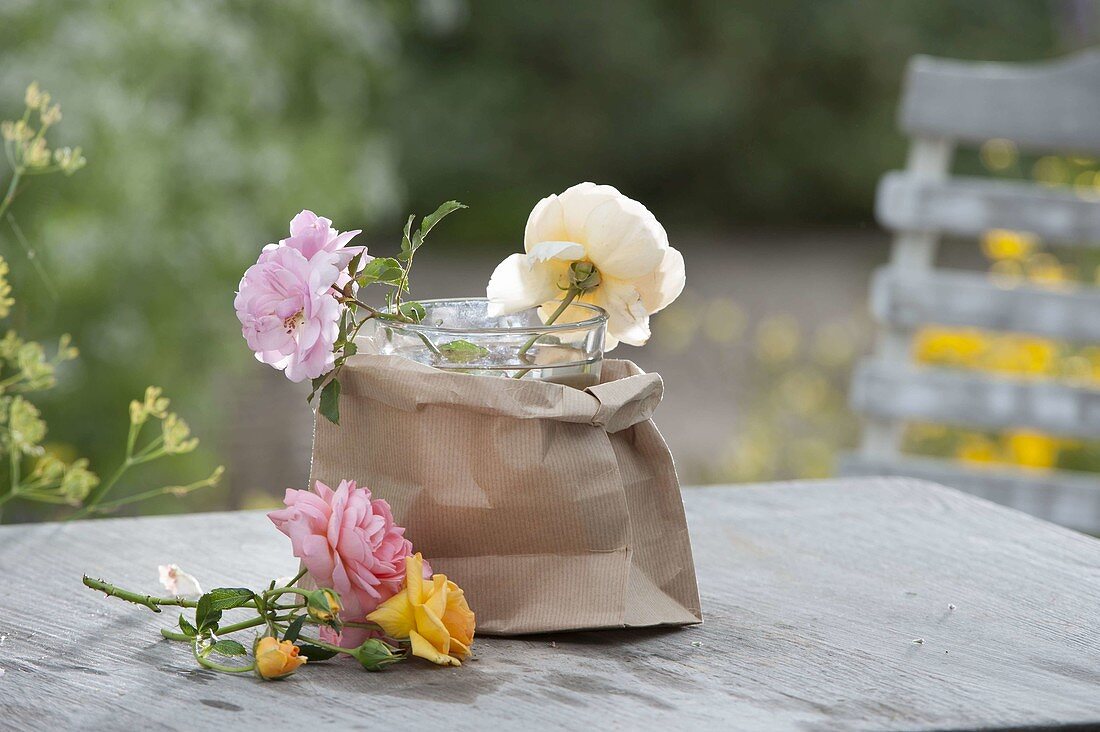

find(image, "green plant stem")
[77,458,130,517]
[75,472,220,517]
[0,169,22,222]
[269,622,355,656]
[264,587,311,604]
[83,575,201,613]
[5,212,58,300]
[192,640,254,673]
[160,613,298,642]
[283,568,307,587]
[1,441,20,520]
[511,287,581,379]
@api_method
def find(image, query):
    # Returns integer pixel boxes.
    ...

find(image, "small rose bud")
[350,638,404,671]
[306,588,343,627]
[568,260,601,291]
[253,635,307,680]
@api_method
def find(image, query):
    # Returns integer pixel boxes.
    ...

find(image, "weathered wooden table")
[2,477,1099,731]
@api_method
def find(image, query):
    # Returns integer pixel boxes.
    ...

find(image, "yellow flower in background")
[368,553,475,667]
[986,336,1057,377]
[1005,431,1059,470]
[253,636,306,680]
[956,434,998,465]
[981,229,1038,261]
[755,314,800,364]
[914,327,986,367]
[1025,252,1074,287]
[1033,156,1070,187]
[980,138,1017,172]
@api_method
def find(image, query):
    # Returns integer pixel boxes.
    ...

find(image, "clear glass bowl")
[358,297,608,388]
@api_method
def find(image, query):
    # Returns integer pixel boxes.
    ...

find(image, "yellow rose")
[253,636,307,680]
[367,553,475,667]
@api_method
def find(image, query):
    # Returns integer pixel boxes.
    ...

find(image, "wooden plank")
[860,139,954,462]
[851,359,1100,437]
[3,479,1100,730]
[871,267,1100,342]
[901,51,1100,153]
[841,453,1100,533]
[877,172,1100,244]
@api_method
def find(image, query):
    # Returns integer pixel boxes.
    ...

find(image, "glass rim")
[373,297,608,335]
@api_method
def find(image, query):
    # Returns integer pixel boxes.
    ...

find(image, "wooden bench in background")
[842,51,1100,534]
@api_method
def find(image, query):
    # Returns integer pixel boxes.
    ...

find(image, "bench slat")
[840,453,1100,533]
[877,172,1100,243]
[901,51,1100,153]
[871,267,1100,342]
[851,360,1100,437]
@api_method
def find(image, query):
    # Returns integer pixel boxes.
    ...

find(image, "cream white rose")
[486,182,685,349]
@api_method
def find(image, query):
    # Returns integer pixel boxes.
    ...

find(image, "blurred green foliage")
[0,0,1083,515]
[391,0,1063,236]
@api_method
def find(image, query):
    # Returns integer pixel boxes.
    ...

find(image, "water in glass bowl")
[357,298,607,389]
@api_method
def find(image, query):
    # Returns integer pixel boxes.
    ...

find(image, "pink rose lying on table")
[268,479,429,647]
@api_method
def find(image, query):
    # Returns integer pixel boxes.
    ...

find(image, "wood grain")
[901,51,1100,153]
[851,359,1100,436]
[2,478,1100,731]
[870,267,1100,343]
[877,172,1100,244]
[841,454,1100,533]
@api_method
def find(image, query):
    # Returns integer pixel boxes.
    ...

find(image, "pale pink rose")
[157,564,202,597]
[267,479,428,646]
[281,210,367,289]
[234,244,341,382]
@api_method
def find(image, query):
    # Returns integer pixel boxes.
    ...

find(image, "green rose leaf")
[211,639,248,657]
[282,616,306,643]
[178,614,197,637]
[438,339,489,364]
[411,200,467,251]
[398,301,425,323]
[398,214,416,261]
[319,377,341,425]
[307,374,326,403]
[195,594,222,632]
[296,642,339,662]
[346,251,363,278]
[205,587,256,612]
[359,257,405,286]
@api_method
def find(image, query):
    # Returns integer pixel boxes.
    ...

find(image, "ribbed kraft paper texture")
[309,354,702,635]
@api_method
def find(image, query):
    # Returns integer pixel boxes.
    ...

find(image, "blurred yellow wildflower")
[755,314,800,364]
[1004,431,1059,470]
[981,230,1037,261]
[979,138,1017,171]
[1033,156,1070,186]
[956,434,998,465]
[702,297,746,344]
[914,327,986,367]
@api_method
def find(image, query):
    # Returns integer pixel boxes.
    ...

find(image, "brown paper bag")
[309,354,702,635]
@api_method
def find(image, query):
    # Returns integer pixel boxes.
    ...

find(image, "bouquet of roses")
[233,182,684,423]
[85,183,688,676]
[85,478,474,678]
